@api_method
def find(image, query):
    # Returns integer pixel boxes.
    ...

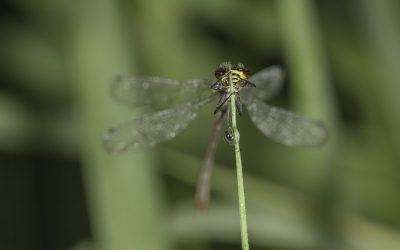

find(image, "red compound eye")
[214,68,226,79]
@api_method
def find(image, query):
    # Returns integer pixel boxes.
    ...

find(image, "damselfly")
[103,62,327,209]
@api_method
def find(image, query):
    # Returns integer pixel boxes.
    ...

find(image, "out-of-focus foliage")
[1,0,400,250]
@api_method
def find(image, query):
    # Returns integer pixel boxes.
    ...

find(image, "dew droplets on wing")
[102,95,213,153]
[142,81,150,89]
[110,75,212,110]
[245,98,327,147]
[242,66,285,102]
[173,123,182,131]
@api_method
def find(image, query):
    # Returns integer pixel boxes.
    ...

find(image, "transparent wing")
[244,98,327,146]
[242,65,285,101]
[110,75,213,110]
[103,95,214,153]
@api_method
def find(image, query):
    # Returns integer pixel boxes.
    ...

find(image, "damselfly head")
[215,62,249,80]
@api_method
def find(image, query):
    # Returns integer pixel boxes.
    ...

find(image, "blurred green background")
[1,0,400,250]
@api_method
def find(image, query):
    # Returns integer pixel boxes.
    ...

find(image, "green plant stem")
[229,72,250,250]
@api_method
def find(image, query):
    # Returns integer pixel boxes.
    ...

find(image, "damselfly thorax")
[210,62,256,144]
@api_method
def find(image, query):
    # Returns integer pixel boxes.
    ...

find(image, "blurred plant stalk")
[67,0,170,249]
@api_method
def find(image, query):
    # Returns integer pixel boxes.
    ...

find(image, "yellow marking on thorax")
[230,70,248,80]
[219,69,249,88]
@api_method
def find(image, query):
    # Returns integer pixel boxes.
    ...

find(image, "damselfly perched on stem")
[102,62,327,209]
